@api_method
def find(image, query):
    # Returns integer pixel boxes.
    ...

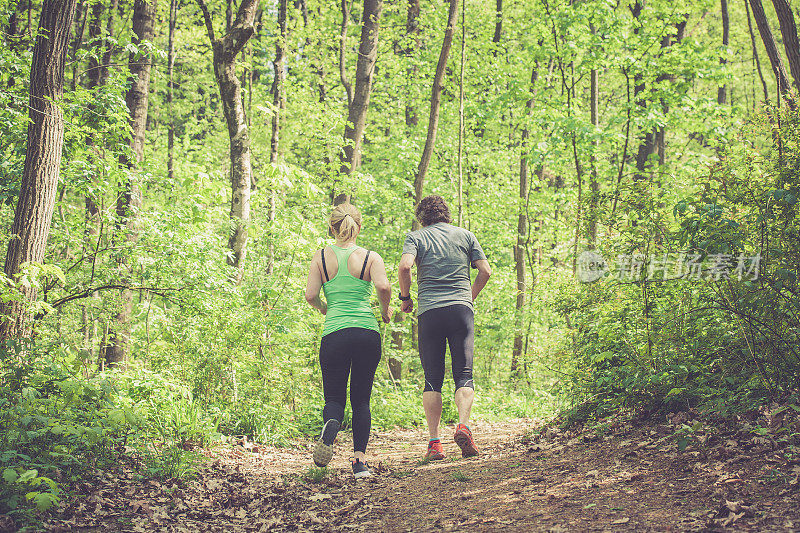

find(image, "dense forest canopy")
[0,0,798,520]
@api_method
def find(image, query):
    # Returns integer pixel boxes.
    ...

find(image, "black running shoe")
[313,419,340,467]
[351,458,372,479]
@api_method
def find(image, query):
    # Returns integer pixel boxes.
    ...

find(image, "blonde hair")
[329,202,362,242]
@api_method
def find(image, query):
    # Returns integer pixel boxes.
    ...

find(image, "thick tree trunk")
[0,0,77,340]
[413,0,459,228]
[717,0,730,104]
[198,0,259,284]
[512,66,538,377]
[104,0,156,368]
[749,0,794,102]
[769,0,800,93]
[338,0,383,177]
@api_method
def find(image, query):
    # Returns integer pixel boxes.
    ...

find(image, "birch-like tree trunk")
[0,0,77,340]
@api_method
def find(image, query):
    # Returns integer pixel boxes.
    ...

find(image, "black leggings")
[319,327,381,453]
[418,304,475,393]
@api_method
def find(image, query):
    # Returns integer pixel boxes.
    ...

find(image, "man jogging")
[398,195,492,460]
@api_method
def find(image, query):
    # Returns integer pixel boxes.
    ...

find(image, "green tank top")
[321,245,380,337]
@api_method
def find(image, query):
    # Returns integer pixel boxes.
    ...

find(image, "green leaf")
[18,469,37,483]
[2,468,18,483]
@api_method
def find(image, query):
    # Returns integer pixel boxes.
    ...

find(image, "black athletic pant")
[418,304,475,393]
[319,327,381,453]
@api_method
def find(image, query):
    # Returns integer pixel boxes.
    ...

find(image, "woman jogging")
[304,202,392,478]
[398,195,492,460]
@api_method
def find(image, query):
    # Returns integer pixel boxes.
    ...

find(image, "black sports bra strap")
[359,250,371,280]
[320,248,330,282]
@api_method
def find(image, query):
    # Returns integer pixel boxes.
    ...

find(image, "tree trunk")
[167,0,178,181]
[717,0,730,104]
[769,0,800,93]
[338,0,353,108]
[104,0,156,368]
[405,0,420,127]
[512,66,538,377]
[633,10,687,181]
[745,0,770,103]
[267,0,287,276]
[587,27,599,244]
[197,0,259,284]
[413,0,460,228]
[338,0,383,177]
[749,0,794,103]
[456,0,465,226]
[492,0,502,44]
[0,0,77,340]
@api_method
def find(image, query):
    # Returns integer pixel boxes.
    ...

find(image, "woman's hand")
[382,306,393,323]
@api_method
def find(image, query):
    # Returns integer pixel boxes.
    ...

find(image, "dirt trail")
[42,417,800,532]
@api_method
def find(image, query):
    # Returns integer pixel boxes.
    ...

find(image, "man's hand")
[382,306,394,323]
[401,298,414,313]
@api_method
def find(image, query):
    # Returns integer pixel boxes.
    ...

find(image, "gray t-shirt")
[402,222,487,315]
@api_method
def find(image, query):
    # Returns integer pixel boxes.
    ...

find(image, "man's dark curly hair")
[415,195,452,227]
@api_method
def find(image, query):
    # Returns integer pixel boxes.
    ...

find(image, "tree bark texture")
[749,0,794,102]
[198,0,259,284]
[769,0,800,93]
[0,0,77,340]
[339,0,383,177]
[413,0,459,228]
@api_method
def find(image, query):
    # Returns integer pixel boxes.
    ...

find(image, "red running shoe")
[424,439,445,461]
[454,424,479,457]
